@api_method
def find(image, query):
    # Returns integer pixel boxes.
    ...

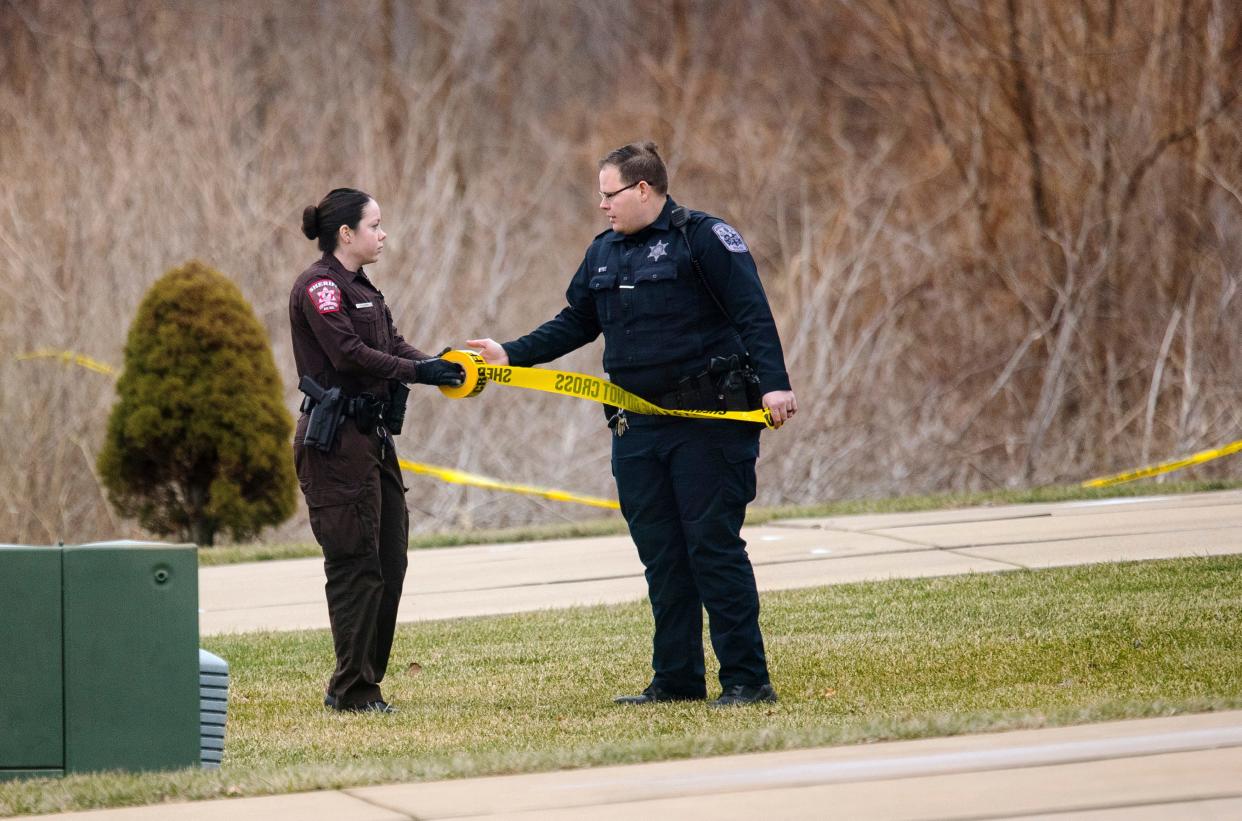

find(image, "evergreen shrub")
[98,260,296,545]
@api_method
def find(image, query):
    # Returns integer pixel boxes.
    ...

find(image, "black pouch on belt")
[352,394,382,432]
[386,380,410,435]
[661,371,718,411]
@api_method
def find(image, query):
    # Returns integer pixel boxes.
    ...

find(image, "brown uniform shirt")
[289,253,428,399]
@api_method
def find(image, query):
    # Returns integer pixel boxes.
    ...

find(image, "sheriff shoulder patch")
[712,222,749,253]
[308,279,341,314]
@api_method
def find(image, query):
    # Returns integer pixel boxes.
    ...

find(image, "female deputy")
[289,188,463,713]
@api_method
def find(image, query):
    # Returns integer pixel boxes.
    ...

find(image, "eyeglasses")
[599,180,641,203]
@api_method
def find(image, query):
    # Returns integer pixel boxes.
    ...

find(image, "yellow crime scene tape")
[14,348,620,509]
[398,460,618,509]
[438,349,774,428]
[1081,438,1242,488]
[20,350,1242,493]
[14,348,118,376]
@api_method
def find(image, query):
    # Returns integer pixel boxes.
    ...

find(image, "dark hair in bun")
[301,206,320,240]
[301,188,373,253]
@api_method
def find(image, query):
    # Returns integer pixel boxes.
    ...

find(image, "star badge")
[647,239,669,262]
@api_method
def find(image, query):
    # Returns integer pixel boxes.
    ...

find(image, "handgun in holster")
[709,354,763,411]
[298,375,346,451]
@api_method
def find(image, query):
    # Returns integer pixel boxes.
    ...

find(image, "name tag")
[355,302,373,308]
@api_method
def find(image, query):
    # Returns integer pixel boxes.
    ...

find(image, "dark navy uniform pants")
[612,417,769,695]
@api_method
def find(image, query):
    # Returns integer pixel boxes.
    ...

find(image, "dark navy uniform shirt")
[502,197,791,403]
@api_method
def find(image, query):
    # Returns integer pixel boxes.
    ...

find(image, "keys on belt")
[608,409,628,437]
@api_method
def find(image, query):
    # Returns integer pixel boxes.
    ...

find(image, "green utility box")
[0,541,200,780]
[0,546,64,780]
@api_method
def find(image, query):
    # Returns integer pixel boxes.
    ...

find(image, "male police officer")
[468,142,797,706]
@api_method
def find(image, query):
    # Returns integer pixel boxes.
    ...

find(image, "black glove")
[415,356,465,387]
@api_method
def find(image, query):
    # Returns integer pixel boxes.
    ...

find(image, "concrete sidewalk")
[23,710,1242,819]
[200,489,1242,634]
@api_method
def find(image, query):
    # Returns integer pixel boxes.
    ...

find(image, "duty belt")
[301,393,391,428]
[658,357,762,413]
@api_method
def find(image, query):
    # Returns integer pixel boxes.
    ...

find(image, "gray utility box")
[0,541,202,780]
[198,649,229,769]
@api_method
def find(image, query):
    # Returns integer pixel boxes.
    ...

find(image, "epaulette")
[682,209,713,239]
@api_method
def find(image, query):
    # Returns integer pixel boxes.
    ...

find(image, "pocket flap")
[304,486,367,509]
[589,273,617,290]
[635,262,677,283]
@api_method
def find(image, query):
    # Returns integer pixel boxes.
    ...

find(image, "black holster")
[299,376,347,451]
[709,354,763,411]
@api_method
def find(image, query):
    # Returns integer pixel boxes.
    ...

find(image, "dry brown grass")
[2,0,1241,544]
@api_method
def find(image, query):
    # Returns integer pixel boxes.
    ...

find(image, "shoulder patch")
[712,222,749,253]
[308,279,341,314]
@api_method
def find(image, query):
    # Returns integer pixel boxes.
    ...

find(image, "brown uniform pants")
[294,416,409,708]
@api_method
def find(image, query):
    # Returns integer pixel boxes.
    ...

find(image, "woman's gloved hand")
[415,356,466,387]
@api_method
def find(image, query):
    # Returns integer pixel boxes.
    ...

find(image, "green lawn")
[3,554,1240,816]
[197,478,1242,565]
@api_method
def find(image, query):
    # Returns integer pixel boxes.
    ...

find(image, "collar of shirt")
[321,252,375,289]
[605,197,678,244]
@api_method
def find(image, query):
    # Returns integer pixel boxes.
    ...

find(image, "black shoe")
[336,699,397,714]
[710,683,778,707]
[613,686,705,705]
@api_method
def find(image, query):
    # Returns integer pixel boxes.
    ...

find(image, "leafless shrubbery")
[2,0,1240,544]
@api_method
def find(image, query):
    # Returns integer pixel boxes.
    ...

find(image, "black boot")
[614,685,705,705]
[710,683,778,707]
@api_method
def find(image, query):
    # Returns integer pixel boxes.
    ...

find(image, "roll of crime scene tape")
[438,349,774,427]
[1081,437,1242,488]
[439,349,489,398]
